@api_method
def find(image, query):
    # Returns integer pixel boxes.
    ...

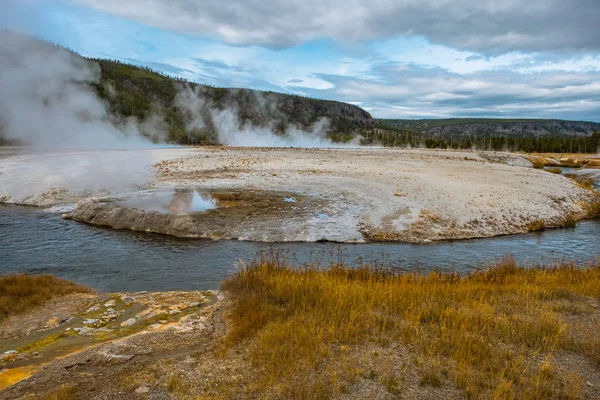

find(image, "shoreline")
[2,147,598,243]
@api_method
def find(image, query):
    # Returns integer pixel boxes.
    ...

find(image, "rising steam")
[174,85,354,148]
[0,32,356,207]
[0,32,163,205]
[0,32,157,149]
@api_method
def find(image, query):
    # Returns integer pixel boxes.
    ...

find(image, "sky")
[3,0,600,121]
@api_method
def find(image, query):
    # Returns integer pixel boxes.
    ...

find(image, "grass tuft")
[0,275,93,322]
[562,213,578,228]
[583,196,600,218]
[545,167,562,174]
[526,219,546,232]
[565,174,595,191]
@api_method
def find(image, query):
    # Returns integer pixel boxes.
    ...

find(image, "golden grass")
[545,167,562,174]
[222,254,600,399]
[585,198,600,218]
[562,213,578,228]
[41,385,75,400]
[526,219,546,232]
[565,173,595,191]
[0,275,93,322]
[529,158,546,169]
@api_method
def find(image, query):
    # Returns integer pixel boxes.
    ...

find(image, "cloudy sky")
[4,0,600,121]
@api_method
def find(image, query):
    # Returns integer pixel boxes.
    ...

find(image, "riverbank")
[1,258,599,399]
[2,147,597,243]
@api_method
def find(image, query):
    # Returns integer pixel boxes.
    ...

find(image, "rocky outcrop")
[65,199,204,238]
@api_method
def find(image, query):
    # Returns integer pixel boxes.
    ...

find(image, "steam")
[175,85,356,148]
[117,188,216,213]
[0,32,157,149]
[0,32,165,205]
[174,85,208,134]
[190,190,216,212]
[211,107,334,147]
[0,32,358,207]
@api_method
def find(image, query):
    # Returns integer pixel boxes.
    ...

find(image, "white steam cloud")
[0,32,157,149]
[174,84,356,148]
[211,107,333,147]
[0,33,357,207]
[0,33,166,206]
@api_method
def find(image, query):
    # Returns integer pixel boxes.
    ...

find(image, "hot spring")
[118,188,216,214]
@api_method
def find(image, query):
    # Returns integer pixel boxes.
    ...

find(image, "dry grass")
[222,253,600,399]
[545,167,562,174]
[565,173,595,191]
[562,213,578,228]
[526,219,546,232]
[585,198,600,218]
[529,158,546,169]
[579,193,600,219]
[0,274,93,322]
[41,385,75,400]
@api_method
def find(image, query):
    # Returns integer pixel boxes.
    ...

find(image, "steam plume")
[175,84,356,148]
[0,32,163,205]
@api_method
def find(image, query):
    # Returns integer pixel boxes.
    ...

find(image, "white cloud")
[6,1,600,121]
[73,0,600,53]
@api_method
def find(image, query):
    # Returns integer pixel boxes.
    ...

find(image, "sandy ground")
[1,147,598,242]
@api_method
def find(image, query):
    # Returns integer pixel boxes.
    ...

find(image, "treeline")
[362,128,600,153]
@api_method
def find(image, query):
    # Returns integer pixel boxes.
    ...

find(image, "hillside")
[376,118,600,137]
[368,119,600,153]
[2,31,599,150]
[95,60,373,144]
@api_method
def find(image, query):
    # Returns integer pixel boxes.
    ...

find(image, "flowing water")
[1,205,598,292]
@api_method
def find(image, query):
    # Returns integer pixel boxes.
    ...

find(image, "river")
[1,204,598,292]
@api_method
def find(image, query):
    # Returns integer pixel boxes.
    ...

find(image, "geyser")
[190,191,217,212]
[117,189,216,214]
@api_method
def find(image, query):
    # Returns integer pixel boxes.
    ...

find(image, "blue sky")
[4,0,600,121]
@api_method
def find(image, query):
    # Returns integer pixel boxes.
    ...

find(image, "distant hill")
[0,31,372,145]
[95,59,373,144]
[376,118,600,138]
[2,31,599,150]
